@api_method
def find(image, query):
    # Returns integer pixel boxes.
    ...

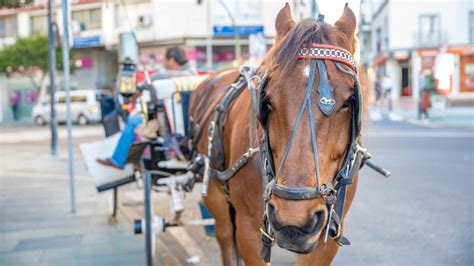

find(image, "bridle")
[257,43,370,262]
[187,22,389,263]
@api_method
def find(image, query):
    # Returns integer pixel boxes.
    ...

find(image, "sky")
[317,0,361,25]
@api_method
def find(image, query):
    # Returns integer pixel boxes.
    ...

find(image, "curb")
[372,108,474,129]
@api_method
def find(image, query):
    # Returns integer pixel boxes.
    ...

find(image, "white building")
[0,0,359,122]
[0,0,293,122]
[360,0,474,104]
[0,1,312,94]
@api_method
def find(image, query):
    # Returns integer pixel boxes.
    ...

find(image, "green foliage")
[0,0,33,8]
[0,36,75,92]
[0,35,74,74]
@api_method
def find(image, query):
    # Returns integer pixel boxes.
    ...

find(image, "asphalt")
[332,119,474,265]
[1,116,473,265]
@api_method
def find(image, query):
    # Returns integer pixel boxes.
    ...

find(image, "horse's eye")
[341,95,356,109]
[258,95,272,123]
[266,100,273,111]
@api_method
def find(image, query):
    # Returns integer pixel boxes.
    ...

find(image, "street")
[1,114,472,265]
[165,117,474,266]
[333,118,474,265]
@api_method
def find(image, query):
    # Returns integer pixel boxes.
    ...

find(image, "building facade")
[1,0,321,122]
[359,0,474,104]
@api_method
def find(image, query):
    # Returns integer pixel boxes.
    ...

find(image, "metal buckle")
[259,227,275,242]
[320,184,336,205]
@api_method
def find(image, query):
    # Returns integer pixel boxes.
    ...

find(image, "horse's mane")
[270,18,332,76]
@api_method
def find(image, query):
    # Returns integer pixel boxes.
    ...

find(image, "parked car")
[32,90,112,126]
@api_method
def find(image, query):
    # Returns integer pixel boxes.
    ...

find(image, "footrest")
[79,133,135,192]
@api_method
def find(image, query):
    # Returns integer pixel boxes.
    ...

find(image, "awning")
[372,54,387,66]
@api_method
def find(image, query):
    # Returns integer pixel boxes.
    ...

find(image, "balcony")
[415,30,447,48]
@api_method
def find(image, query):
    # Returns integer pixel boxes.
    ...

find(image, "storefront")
[459,54,474,93]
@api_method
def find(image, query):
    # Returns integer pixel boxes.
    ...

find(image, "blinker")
[316,60,336,116]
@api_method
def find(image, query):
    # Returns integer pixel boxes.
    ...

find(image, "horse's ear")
[335,4,357,42]
[275,3,295,43]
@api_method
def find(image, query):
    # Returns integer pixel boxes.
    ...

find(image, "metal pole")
[310,0,320,18]
[61,0,76,213]
[47,0,58,156]
[217,0,240,62]
[206,0,213,70]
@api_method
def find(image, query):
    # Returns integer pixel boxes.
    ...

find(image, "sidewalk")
[371,98,474,128]
[0,128,146,265]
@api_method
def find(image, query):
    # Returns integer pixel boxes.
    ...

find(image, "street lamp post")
[61,0,76,214]
[47,0,58,156]
[217,0,241,61]
[206,0,213,70]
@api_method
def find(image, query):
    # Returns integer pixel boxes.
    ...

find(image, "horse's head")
[258,4,361,254]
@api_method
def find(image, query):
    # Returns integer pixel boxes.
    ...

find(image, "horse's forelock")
[269,19,329,79]
[265,18,357,94]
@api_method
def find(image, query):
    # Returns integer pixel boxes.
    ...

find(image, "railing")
[414,30,447,48]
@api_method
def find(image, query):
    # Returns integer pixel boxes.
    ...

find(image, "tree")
[0,35,74,93]
[0,0,33,8]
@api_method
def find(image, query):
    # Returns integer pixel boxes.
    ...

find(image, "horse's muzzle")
[267,203,326,253]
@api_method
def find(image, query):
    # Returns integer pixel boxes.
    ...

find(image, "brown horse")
[188,4,362,266]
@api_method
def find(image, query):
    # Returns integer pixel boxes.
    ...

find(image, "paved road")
[332,119,473,265]
[154,118,474,265]
[1,117,473,265]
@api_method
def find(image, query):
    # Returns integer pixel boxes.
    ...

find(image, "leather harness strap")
[188,74,261,199]
[188,69,239,157]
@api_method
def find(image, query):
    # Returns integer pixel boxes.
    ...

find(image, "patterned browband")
[297,44,357,72]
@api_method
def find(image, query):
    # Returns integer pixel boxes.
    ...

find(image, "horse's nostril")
[302,209,325,234]
[313,209,325,231]
[314,209,324,222]
[267,203,285,231]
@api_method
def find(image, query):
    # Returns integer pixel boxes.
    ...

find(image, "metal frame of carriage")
[98,77,213,266]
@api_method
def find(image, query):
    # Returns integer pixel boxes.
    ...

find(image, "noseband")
[258,43,369,262]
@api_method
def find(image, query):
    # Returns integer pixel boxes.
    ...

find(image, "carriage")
[80,74,215,265]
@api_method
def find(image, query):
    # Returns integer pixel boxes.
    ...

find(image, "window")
[57,95,87,103]
[89,9,101,29]
[72,8,101,30]
[470,11,474,43]
[31,15,48,36]
[0,16,18,37]
[418,14,441,46]
[376,27,382,53]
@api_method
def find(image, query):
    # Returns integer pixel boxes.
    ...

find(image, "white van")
[32,90,112,126]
